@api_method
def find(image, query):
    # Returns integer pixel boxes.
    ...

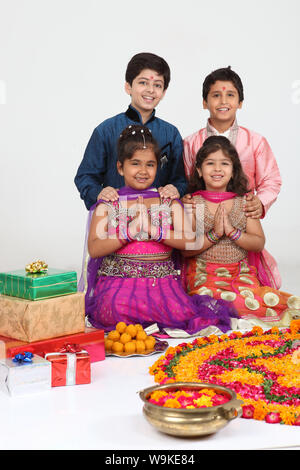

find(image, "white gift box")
[0,354,51,397]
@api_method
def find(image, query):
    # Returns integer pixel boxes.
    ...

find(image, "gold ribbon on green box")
[0,268,77,301]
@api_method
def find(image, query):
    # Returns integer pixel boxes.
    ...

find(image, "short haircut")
[202,66,244,102]
[125,52,171,90]
[117,124,161,165]
[187,135,249,196]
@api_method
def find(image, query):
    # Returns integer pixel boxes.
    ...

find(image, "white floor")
[0,264,299,451]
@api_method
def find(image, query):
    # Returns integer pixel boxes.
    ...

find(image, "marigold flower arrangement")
[149,320,300,426]
[147,388,230,409]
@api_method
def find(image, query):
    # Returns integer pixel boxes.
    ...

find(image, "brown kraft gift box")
[0,292,85,342]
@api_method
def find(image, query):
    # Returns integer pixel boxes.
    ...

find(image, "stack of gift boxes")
[0,265,105,396]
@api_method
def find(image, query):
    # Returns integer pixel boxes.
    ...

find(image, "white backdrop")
[1,0,300,292]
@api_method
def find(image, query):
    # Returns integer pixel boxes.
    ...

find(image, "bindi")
[222,86,226,90]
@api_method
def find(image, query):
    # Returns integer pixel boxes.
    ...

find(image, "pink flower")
[242,405,255,419]
[265,412,281,424]
[212,394,229,406]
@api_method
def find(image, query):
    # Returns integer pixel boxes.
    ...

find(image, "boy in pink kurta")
[183,67,282,288]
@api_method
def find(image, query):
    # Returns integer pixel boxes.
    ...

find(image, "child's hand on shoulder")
[244,193,263,219]
[181,193,196,207]
[98,186,119,202]
[158,184,179,200]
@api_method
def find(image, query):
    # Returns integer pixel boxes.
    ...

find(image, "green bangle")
[206,229,221,244]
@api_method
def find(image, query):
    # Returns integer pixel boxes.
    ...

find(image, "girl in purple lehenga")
[82,124,238,335]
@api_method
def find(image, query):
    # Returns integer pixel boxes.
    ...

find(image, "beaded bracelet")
[206,229,221,244]
[228,228,242,241]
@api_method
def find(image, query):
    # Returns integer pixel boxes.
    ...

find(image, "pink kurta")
[183,120,282,289]
[183,120,282,215]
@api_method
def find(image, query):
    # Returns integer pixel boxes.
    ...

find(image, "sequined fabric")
[195,195,247,263]
[98,255,179,278]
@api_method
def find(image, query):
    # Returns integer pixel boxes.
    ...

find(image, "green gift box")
[0,268,78,301]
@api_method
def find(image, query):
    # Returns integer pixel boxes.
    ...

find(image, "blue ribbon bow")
[13,351,34,364]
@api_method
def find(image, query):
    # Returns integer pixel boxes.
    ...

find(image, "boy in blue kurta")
[75,52,187,209]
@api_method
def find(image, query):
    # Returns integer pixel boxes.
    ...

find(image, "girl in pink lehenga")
[84,125,237,334]
[182,135,300,328]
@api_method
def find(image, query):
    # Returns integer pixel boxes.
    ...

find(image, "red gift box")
[0,327,105,363]
[45,344,91,387]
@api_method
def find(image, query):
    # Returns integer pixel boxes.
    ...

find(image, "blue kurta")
[74,105,187,209]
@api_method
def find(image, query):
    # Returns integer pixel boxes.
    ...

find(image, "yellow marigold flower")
[174,390,190,398]
[217,369,263,386]
[193,395,213,407]
[200,388,216,397]
[220,334,229,341]
[186,405,195,409]
[163,399,181,408]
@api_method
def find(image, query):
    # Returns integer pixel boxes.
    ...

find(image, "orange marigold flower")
[163,398,181,408]
[196,337,208,346]
[154,370,167,383]
[235,331,243,338]
[280,408,297,426]
[290,319,300,335]
[150,391,168,401]
[208,335,219,343]
[270,327,280,334]
[253,402,269,421]
[251,326,264,335]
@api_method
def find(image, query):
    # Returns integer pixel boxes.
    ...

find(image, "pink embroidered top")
[106,199,173,259]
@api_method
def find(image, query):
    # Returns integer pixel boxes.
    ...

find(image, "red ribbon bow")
[58,343,82,354]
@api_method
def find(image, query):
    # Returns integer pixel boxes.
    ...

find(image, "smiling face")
[125,69,166,122]
[117,148,157,190]
[203,80,242,131]
[197,149,233,192]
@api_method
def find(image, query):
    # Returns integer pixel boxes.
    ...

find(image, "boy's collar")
[125,105,156,124]
[206,118,239,146]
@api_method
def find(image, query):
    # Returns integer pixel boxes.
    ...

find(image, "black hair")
[117,124,161,165]
[187,136,249,196]
[125,52,170,90]
[202,66,244,102]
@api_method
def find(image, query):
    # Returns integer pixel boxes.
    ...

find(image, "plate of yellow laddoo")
[105,322,168,357]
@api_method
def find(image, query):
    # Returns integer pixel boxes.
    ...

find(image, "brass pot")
[139,382,243,437]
